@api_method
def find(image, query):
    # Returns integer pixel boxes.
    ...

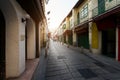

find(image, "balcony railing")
[92,0,120,17]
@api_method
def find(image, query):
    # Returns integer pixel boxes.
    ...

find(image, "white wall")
[0,0,27,78]
[0,0,19,77]
[26,19,36,59]
[11,0,27,76]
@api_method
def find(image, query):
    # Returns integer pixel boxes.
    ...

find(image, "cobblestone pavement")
[45,40,120,80]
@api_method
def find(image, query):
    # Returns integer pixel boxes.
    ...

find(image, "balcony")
[92,0,120,18]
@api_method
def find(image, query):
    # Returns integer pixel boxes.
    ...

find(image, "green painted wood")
[68,35,73,45]
[77,34,89,49]
[98,0,105,14]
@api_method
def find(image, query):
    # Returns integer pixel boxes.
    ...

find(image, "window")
[62,24,66,29]
[80,4,88,19]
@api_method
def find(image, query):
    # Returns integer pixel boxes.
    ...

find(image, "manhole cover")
[57,56,66,59]
[78,69,97,79]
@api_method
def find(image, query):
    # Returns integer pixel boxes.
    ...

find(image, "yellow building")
[57,0,120,61]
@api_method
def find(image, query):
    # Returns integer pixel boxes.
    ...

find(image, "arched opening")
[0,10,6,79]
[0,0,26,78]
[26,19,36,59]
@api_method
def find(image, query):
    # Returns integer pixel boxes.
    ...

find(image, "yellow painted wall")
[73,30,76,43]
[78,0,88,23]
[91,22,99,49]
[66,17,70,30]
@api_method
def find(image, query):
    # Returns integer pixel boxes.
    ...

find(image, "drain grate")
[78,69,97,79]
[57,56,66,59]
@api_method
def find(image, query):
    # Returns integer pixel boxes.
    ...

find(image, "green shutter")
[77,34,89,49]
[98,0,105,14]
[68,35,73,45]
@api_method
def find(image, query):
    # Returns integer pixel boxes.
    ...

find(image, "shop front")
[96,16,116,58]
[63,30,73,45]
[75,24,89,49]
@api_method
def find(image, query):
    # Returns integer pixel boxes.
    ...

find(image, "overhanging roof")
[73,0,84,8]
[17,0,45,23]
[93,4,120,21]
[63,30,72,35]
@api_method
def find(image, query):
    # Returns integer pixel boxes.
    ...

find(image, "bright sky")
[45,0,78,33]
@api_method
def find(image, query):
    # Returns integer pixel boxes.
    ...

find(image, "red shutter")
[96,17,116,30]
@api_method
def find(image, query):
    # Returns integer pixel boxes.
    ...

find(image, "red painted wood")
[96,16,116,30]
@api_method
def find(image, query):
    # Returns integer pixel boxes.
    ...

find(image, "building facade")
[91,0,120,61]
[0,0,47,79]
[56,0,120,61]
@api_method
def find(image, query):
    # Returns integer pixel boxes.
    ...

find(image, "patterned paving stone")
[59,73,73,80]
[94,62,120,73]
[44,41,120,80]
[46,65,67,72]
[46,75,60,80]
[71,72,82,78]
[47,63,66,68]
[46,69,69,77]
[78,69,98,79]
[57,56,66,59]
[86,77,105,80]
[69,67,78,73]
[100,73,120,80]
[74,77,85,80]
[92,68,110,75]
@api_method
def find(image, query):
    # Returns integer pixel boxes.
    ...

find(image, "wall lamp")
[21,18,26,23]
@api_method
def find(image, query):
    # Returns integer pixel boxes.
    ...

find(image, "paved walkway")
[7,58,39,80]
[33,40,120,80]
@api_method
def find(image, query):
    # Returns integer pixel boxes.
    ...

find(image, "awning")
[74,23,88,34]
[63,30,72,35]
[16,0,45,23]
[96,16,116,30]
[74,26,88,34]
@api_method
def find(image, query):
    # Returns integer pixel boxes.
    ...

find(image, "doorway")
[0,10,6,79]
[77,33,89,49]
[102,28,116,58]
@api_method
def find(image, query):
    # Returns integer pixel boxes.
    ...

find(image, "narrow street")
[32,39,120,80]
[2,0,120,80]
